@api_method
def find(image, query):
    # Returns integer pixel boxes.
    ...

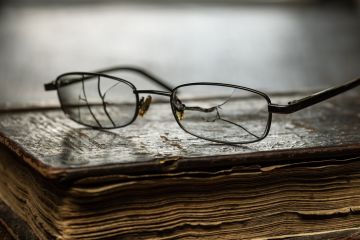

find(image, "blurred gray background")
[0,0,359,108]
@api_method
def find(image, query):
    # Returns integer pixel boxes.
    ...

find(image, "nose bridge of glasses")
[135,90,172,97]
[136,90,172,117]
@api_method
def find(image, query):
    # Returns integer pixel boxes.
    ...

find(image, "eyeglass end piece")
[44,82,57,91]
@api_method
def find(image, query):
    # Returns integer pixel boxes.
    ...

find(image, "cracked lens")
[57,74,137,128]
[173,85,269,143]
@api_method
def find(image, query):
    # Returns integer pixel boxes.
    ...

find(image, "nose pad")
[138,95,152,117]
[173,95,185,120]
[176,110,184,120]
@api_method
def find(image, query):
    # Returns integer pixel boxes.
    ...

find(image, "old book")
[0,91,359,239]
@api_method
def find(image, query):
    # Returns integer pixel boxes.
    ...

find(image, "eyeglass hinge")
[268,103,293,114]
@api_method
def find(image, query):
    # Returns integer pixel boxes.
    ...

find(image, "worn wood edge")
[0,126,359,182]
[0,133,65,180]
[36,144,360,182]
[1,142,360,239]
[257,227,360,240]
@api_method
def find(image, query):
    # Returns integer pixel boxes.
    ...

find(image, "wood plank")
[0,91,359,181]
[0,90,359,239]
[1,144,360,239]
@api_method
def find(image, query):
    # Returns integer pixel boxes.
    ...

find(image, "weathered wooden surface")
[0,91,359,181]
[0,90,360,239]
[2,143,360,239]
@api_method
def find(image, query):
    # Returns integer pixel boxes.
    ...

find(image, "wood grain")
[0,91,359,239]
[0,91,359,181]
[1,144,360,239]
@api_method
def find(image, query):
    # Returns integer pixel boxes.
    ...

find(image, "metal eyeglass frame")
[44,66,360,144]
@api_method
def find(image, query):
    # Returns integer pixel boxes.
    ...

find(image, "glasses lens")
[57,74,137,128]
[171,84,270,143]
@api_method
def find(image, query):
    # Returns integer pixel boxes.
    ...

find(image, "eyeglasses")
[44,66,360,144]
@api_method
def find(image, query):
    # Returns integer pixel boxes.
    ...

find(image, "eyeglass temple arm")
[268,77,360,114]
[44,66,173,91]
[95,66,173,91]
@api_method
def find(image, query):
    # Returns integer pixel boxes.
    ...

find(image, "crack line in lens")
[80,74,102,128]
[179,89,261,140]
[212,107,261,139]
[97,75,116,127]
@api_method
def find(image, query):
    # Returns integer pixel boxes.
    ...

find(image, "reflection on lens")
[172,84,270,143]
[57,74,137,128]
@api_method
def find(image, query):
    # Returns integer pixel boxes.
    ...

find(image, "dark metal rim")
[55,76,274,143]
[55,72,140,129]
[170,83,273,144]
